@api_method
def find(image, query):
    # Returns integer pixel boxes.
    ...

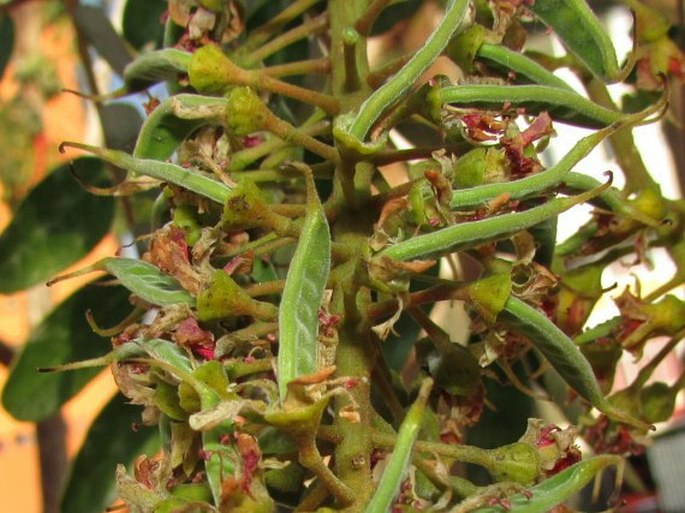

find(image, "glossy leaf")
[0,158,114,293]
[102,257,195,306]
[277,168,331,400]
[0,14,14,80]
[122,0,166,50]
[1,282,132,421]
[60,393,161,513]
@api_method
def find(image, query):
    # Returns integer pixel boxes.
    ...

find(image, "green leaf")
[1,282,132,421]
[72,5,133,76]
[134,94,226,160]
[60,393,160,513]
[0,158,115,293]
[277,168,331,400]
[0,14,14,80]
[123,48,192,93]
[472,455,622,512]
[122,0,166,50]
[102,258,195,306]
[99,102,144,152]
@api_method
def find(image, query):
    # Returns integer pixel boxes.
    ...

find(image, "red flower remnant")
[461,113,507,142]
[174,317,215,359]
[242,134,263,148]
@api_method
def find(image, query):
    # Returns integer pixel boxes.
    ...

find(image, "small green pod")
[472,455,622,513]
[527,0,623,82]
[501,297,649,430]
[380,183,607,262]
[476,43,575,91]
[433,84,621,128]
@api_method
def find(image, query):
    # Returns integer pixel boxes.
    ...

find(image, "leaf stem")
[243,12,329,67]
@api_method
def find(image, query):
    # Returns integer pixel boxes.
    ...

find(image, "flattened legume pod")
[277,164,331,401]
[500,297,650,430]
[527,0,623,82]
[432,84,621,128]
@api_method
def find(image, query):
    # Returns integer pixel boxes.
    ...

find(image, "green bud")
[453,147,487,188]
[487,442,540,485]
[264,463,305,493]
[197,270,278,322]
[640,382,677,424]
[446,24,487,74]
[173,205,202,245]
[226,86,267,136]
[188,44,241,95]
[222,179,271,230]
[465,272,513,325]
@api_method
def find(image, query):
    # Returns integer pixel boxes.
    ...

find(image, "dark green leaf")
[72,5,132,76]
[122,0,166,50]
[1,282,132,421]
[0,158,115,293]
[99,102,144,153]
[60,393,160,513]
[0,14,14,80]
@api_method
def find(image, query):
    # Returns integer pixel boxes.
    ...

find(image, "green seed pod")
[173,205,202,245]
[221,179,271,230]
[188,44,242,95]
[640,382,677,424]
[226,86,267,136]
[487,442,540,485]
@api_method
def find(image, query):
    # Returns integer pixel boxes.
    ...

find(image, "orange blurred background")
[0,3,118,511]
